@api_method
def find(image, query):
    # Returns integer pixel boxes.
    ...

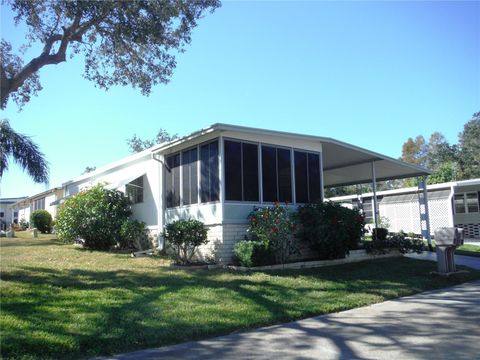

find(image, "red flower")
[272,227,278,234]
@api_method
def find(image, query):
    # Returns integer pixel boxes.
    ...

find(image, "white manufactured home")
[329,179,480,240]
[49,123,431,262]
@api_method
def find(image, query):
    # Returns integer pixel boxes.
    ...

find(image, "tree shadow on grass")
[1,258,479,359]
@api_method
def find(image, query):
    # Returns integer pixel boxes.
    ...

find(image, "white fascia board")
[327,181,453,201]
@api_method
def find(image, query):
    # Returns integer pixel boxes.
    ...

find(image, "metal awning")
[321,140,430,187]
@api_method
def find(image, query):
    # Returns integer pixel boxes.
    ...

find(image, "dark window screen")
[308,153,321,202]
[294,151,308,203]
[166,153,180,207]
[262,146,277,202]
[200,140,219,203]
[182,148,198,205]
[277,148,292,203]
[224,140,242,201]
[242,143,259,201]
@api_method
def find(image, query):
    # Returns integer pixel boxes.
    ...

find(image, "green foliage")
[0,119,49,183]
[247,204,297,265]
[18,218,28,230]
[233,240,256,267]
[458,114,480,179]
[365,232,424,255]
[56,184,132,250]
[372,228,388,241]
[2,0,220,109]
[163,219,208,265]
[428,161,459,184]
[297,202,365,260]
[120,219,152,251]
[30,210,52,233]
[127,128,179,153]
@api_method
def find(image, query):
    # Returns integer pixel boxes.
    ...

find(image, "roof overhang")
[152,123,430,187]
[320,139,430,187]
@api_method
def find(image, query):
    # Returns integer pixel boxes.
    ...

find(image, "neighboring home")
[15,188,64,224]
[328,178,480,240]
[0,197,27,229]
[54,123,430,262]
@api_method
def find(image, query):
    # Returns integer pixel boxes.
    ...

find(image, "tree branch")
[1,12,83,108]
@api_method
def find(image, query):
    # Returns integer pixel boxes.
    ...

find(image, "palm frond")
[0,119,49,184]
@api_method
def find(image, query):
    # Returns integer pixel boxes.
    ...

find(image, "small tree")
[30,210,52,233]
[163,219,208,265]
[56,184,131,250]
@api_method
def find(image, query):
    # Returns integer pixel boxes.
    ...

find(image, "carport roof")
[153,123,430,187]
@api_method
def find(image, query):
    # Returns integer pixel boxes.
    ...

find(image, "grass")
[424,240,480,258]
[2,232,480,360]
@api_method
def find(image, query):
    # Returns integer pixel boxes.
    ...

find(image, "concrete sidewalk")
[100,280,480,360]
[406,251,480,270]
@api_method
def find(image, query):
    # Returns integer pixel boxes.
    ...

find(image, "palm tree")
[0,119,49,184]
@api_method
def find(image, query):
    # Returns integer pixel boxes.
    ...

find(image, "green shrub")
[247,204,297,265]
[372,228,388,241]
[120,220,151,251]
[30,210,53,233]
[163,219,208,265]
[56,184,132,250]
[19,218,29,230]
[297,202,365,260]
[365,232,424,255]
[233,240,256,267]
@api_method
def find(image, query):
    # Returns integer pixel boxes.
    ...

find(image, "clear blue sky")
[1,1,479,198]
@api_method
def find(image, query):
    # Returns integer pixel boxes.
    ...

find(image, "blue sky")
[1,1,479,198]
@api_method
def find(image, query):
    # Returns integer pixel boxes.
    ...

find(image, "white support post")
[320,150,325,202]
[418,177,433,251]
[371,161,379,229]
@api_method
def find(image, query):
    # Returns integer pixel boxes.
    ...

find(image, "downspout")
[153,153,165,250]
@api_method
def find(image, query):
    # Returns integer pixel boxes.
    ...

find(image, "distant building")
[0,197,27,229]
[328,178,480,240]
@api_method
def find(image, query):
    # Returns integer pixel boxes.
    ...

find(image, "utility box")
[434,227,464,275]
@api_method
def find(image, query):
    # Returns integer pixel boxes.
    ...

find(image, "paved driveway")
[100,280,480,360]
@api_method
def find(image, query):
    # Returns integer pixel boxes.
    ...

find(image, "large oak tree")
[1,0,220,109]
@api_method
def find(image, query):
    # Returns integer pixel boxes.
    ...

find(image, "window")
[363,200,373,224]
[166,153,181,208]
[126,176,144,204]
[33,198,45,211]
[261,146,292,203]
[454,193,479,214]
[14,211,18,218]
[200,140,219,203]
[224,140,259,202]
[0,212,4,218]
[294,151,321,203]
[454,194,465,214]
[182,147,198,205]
[466,192,479,213]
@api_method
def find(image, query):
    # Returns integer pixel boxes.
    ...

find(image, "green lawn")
[424,240,480,257]
[2,233,480,359]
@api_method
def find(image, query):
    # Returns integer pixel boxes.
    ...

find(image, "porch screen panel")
[224,140,242,201]
[200,140,219,203]
[277,148,292,203]
[262,146,277,202]
[182,148,198,205]
[294,151,308,203]
[166,153,180,208]
[308,153,321,202]
[242,143,259,201]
